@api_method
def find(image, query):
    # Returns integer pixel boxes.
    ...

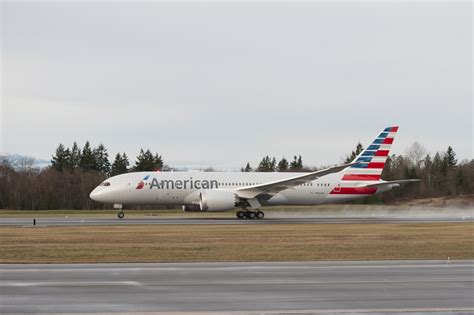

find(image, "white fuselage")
[90,171,390,209]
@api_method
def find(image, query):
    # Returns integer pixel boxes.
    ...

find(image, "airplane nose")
[89,187,101,202]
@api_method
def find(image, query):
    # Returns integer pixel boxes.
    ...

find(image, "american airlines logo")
[136,175,219,190]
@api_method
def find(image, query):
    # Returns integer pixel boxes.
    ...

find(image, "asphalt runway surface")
[1,216,472,226]
[1,260,473,314]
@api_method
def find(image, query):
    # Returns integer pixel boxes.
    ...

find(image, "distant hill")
[0,153,50,170]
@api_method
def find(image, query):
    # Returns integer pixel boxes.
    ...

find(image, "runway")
[1,216,472,226]
[1,260,473,314]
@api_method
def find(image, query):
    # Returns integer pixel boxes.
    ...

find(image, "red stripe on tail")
[375,150,389,157]
[342,174,381,181]
[367,162,385,169]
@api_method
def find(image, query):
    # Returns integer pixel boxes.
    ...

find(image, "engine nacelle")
[199,190,238,212]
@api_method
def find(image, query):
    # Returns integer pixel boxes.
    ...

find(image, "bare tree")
[405,142,427,168]
[17,156,36,173]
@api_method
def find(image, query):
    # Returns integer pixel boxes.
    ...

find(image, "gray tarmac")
[1,260,473,314]
[1,216,472,226]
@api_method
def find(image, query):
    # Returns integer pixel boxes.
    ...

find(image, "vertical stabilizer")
[341,126,399,181]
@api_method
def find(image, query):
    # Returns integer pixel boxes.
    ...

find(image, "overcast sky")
[1,1,472,170]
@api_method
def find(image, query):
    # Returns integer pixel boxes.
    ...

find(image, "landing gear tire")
[117,211,125,219]
[236,210,264,220]
[236,211,246,219]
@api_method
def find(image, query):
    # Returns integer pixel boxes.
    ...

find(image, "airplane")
[90,126,419,219]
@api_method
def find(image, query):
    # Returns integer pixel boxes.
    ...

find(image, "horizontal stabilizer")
[362,179,420,188]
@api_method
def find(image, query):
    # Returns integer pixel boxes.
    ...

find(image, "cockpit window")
[101,182,111,187]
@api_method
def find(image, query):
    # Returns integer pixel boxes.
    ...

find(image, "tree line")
[379,145,473,202]
[51,142,163,175]
[242,143,366,173]
[0,141,472,210]
[241,155,304,172]
[0,142,164,210]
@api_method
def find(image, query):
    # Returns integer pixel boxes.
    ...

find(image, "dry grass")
[1,223,472,263]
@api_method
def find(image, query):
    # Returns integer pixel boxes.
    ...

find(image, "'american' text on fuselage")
[149,178,219,190]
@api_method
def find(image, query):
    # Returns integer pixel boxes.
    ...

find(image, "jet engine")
[198,190,238,212]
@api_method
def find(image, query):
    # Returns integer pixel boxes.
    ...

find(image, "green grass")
[1,223,472,263]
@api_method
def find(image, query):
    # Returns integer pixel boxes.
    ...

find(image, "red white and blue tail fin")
[341,126,399,181]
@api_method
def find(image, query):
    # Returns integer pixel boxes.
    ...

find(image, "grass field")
[1,223,472,263]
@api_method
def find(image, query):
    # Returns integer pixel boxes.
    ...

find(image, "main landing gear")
[236,210,265,220]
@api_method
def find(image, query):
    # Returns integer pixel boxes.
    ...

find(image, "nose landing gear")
[114,204,124,219]
[236,210,264,220]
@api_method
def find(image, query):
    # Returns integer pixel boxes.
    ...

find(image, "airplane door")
[334,184,341,193]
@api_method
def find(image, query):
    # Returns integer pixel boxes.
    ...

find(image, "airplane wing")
[236,163,354,200]
[362,179,420,188]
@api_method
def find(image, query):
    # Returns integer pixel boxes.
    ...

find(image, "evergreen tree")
[243,162,252,172]
[63,147,72,169]
[431,152,446,193]
[110,153,129,176]
[432,152,442,172]
[93,143,111,174]
[153,153,164,171]
[290,155,303,170]
[277,157,289,172]
[134,149,163,171]
[444,146,457,167]
[69,142,81,169]
[456,169,465,192]
[271,157,277,171]
[51,143,69,172]
[424,154,432,169]
[79,141,97,171]
[257,156,275,172]
[344,142,364,163]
